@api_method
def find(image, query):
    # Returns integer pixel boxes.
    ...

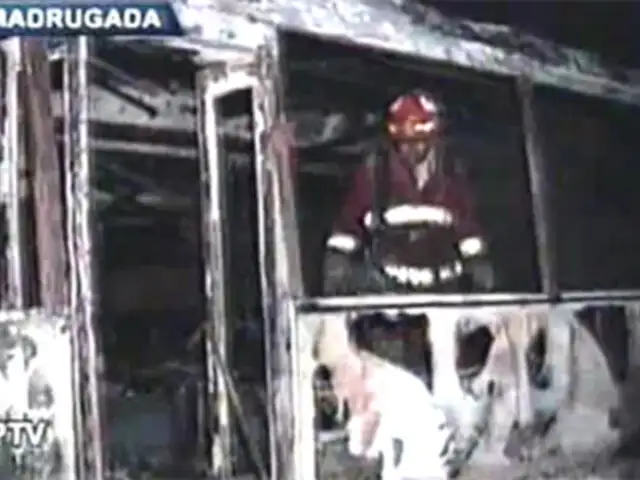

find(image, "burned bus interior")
[50,42,209,476]
[62,34,640,479]
[54,40,269,478]
[4,23,640,479]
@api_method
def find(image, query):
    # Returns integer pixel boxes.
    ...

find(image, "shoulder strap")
[365,145,390,263]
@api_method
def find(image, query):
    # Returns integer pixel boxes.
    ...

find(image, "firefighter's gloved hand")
[323,250,355,295]
[349,262,395,293]
[323,250,394,295]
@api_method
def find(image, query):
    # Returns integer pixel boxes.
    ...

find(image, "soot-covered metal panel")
[200,0,640,104]
[40,1,640,104]
[301,302,636,478]
[0,310,75,480]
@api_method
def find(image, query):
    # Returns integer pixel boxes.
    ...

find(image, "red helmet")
[386,91,441,141]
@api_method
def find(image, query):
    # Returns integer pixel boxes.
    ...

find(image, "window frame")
[529,81,640,298]
[296,66,549,307]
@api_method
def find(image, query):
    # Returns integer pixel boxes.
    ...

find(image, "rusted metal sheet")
[21,39,69,314]
[0,39,27,309]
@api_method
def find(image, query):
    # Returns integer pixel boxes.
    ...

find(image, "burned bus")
[1,1,640,479]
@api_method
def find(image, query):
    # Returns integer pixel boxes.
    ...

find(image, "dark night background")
[429,2,640,69]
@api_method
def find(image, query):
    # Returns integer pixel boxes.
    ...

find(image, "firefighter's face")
[395,139,432,165]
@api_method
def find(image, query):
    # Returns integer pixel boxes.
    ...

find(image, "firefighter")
[324,90,494,294]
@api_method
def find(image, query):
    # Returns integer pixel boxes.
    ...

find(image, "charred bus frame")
[0,37,102,480]
[0,3,639,479]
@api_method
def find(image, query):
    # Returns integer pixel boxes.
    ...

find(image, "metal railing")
[296,290,640,313]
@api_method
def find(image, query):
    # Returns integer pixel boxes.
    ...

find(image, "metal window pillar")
[517,76,558,298]
[517,77,579,405]
[62,37,104,480]
[195,65,234,479]
[267,33,312,480]
[197,65,277,479]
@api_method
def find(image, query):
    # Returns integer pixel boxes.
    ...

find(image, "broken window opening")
[534,86,640,292]
[85,43,209,478]
[209,88,271,478]
[283,33,541,298]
